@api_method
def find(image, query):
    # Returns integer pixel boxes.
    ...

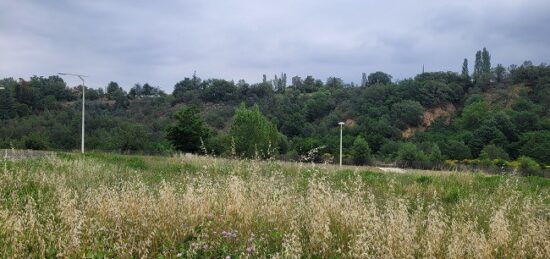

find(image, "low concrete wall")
[0,149,53,160]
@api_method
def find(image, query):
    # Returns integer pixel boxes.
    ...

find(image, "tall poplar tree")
[461,58,469,79]
[481,47,491,74]
[473,51,482,82]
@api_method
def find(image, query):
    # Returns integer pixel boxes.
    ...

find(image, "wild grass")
[0,152,549,258]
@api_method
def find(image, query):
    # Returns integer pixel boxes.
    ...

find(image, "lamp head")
[338,122,345,126]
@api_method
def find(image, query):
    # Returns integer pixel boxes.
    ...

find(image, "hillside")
[1,57,550,169]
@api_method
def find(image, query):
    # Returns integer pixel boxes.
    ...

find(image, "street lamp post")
[58,73,88,154]
[338,122,344,167]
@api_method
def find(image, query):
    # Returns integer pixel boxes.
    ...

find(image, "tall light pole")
[338,122,344,167]
[58,73,88,154]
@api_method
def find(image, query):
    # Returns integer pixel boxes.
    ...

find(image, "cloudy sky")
[1,0,549,90]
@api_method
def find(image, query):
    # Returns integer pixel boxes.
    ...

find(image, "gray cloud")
[1,0,549,90]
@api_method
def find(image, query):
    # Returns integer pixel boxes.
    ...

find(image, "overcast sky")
[1,0,549,90]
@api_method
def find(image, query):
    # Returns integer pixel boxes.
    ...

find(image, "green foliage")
[351,136,371,165]
[0,85,17,119]
[129,83,165,98]
[166,106,211,153]
[480,144,509,160]
[109,122,151,152]
[461,58,470,79]
[172,75,202,103]
[112,88,129,109]
[397,142,426,162]
[200,79,237,103]
[378,140,400,160]
[106,81,121,100]
[429,144,444,163]
[1,51,550,168]
[518,131,550,164]
[304,91,333,122]
[230,104,280,158]
[23,133,50,150]
[460,101,489,129]
[442,140,472,160]
[517,156,541,176]
[367,71,392,85]
[391,100,424,128]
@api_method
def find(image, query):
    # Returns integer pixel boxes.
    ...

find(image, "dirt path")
[377,167,406,173]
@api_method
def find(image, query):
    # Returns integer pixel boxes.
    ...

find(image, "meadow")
[0,153,548,258]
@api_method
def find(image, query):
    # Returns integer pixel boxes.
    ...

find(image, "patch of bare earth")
[402,103,456,139]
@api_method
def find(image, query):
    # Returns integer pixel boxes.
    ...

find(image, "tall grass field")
[0,153,548,258]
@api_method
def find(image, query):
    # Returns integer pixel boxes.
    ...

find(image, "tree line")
[1,48,549,174]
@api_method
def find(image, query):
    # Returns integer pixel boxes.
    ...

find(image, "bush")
[397,142,427,163]
[517,156,541,176]
[443,140,471,160]
[23,133,50,150]
[479,144,509,160]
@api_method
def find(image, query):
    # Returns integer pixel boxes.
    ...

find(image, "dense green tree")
[367,71,392,86]
[113,88,129,109]
[298,76,323,93]
[166,106,211,153]
[325,77,344,88]
[0,86,17,119]
[397,142,426,162]
[443,140,471,160]
[23,133,50,150]
[230,104,280,158]
[351,136,371,165]
[473,50,482,82]
[429,144,444,163]
[481,47,491,74]
[469,121,507,157]
[414,80,462,107]
[129,83,142,99]
[201,79,237,102]
[292,137,323,157]
[479,144,509,160]
[460,101,489,130]
[173,75,202,103]
[511,111,541,132]
[378,140,400,159]
[532,77,550,115]
[518,131,550,164]
[110,122,151,152]
[391,100,424,128]
[304,91,333,122]
[461,58,469,79]
[106,81,122,100]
